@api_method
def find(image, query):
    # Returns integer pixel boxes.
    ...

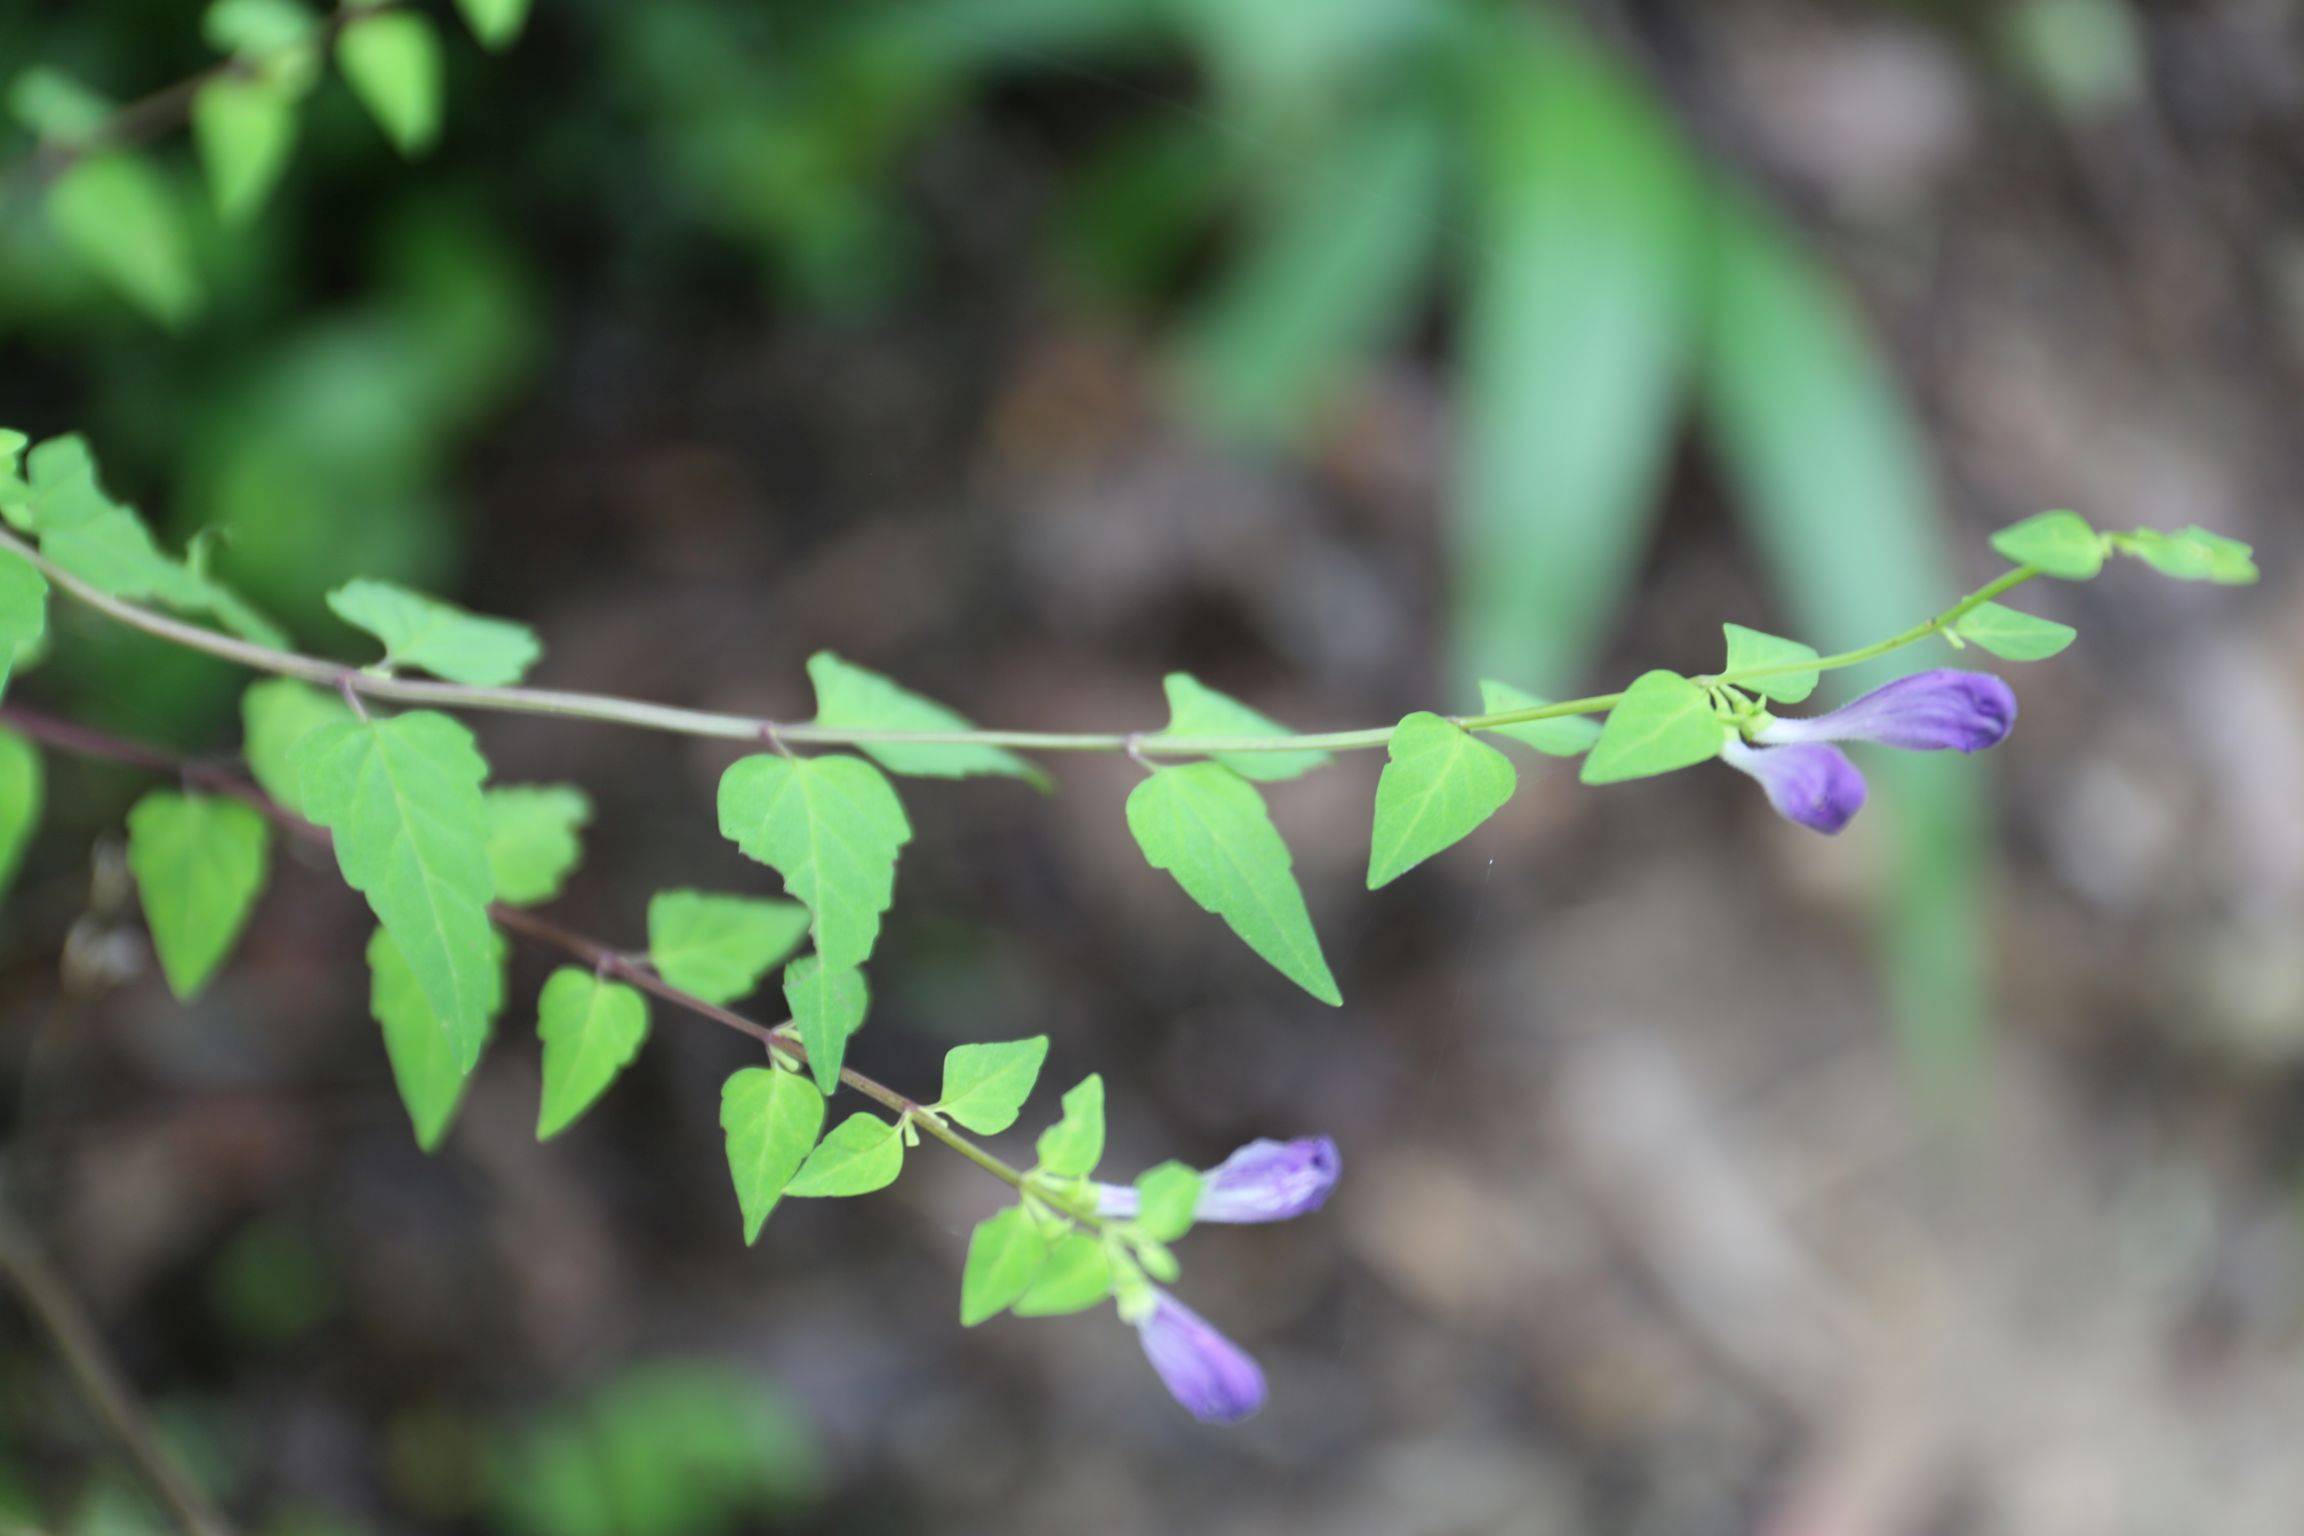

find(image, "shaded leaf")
[125,792,270,1000]
[0,728,42,900]
[645,889,809,1006]
[192,77,297,224]
[1953,602,2075,661]
[336,10,443,155]
[241,679,352,816]
[0,549,46,700]
[368,925,505,1152]
[1990,510,2103,580]
[48,155,201,327]
[485,784,590,907]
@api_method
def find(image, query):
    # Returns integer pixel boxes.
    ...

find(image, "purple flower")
[1093,1136,1342,1224]
[1133,1290,1266,1424]
[1757,669,2016,754]
[1720,737,1867,835]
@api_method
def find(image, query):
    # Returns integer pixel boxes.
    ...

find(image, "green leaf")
[1033,1074,1105,1178]
[124,792,271,1001]
[782,955,867,1095]
[326,578,540,686]
[1990,510,2104,580]
[1170,99,1444,443]
[805,652,1040,783]
[1148,673,1329,782]
[8,437,282,645]
[1720,623,1820,703]
[716,753,911,973]
[960,1207,1052,1326]
[1130,1161,1202,1244]
[206,0,321,59]
[0,549,46,700]
[0,728,42,901]
[192,77,297,225]
[1366,712,1516,889]
[785,1112,904,1198]
[485,785,590,907]
[454,0,532,50]
[645,890,808,1006]
[335,10,443,156]
[1011,1232,1114,1318]
[297,711,499,1069]
[1579,670,1723,785]
[1123,763,1339,1004]
[1476,680,1602,758]
[47,155,201,327]
[719,1067,825,1243]
[1952,602,2075,662]
[241,679,353,816]
[9,67,112,143]
[1451,9,1696,688]
[932,1036,1049,1135]
[368,925,505,1152]
[535,968,649,1140]
[2115,525,2259,586]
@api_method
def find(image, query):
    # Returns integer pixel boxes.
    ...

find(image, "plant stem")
[0,1211,237,1536]
[0,527,2037,757]
[0,704,1075,1223]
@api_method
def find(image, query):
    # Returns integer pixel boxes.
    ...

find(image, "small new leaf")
[1367,712,1516,889]
[646,890,808,1006]
[485,784,590,907]
[1477,680,1601,758]
[783,955,867,1095]
[241,679,352,816]
[1720,624,1821,703]
[719,1067,824,1243]
[934,1036,1049,1135]
[1130,1162,1202,1244]
[1011,1232,1114,1317]
[125,792,271,1001]
[1990,509,2104,580]
[535,968,649,1140]
[716,753,911,973]
[326,578,541,686]
[0,549,46,700]
[1581,670,1724,785]
[1953,602,2076,662]
[1124,763,1340,1005]
[806,652,1041,783]
[297,711,499,1069]
[786,1112,904,1198]
[368,925,505,1152]
[1149,673,1330,782]
[2115,525,2259,586]
[0,728,41,900]
[1034,1074,1105,1178]
[960,1207,1051,1326]
[335,11,443,156]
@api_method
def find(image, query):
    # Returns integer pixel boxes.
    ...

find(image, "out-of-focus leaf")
[484,784,590,906]
[46,155,203,328]
[1954,602,2075,661]
[1450,8,1698,688]
[0,728,42,900]
[1991,510,2103,580]
[455,0,533,51]
[1011,1231,1113,1317]
[192,77,298,225]
[242,679,352,816]
[646,890,809,1006]
[1476,680,1602,758]
[1170,97,1446,443]
[125,792,271,1000]
[0,549,46,699]
[327,577,541,685]
[336,10,444,156]
[1700,191,1986,1099]
[8,67,111,142]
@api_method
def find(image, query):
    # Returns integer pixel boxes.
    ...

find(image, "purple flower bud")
[1134,1290,1266,1424]
[1092,1136,1342,1224]
[1757,669,2017,754]
[1720,736,1867,835]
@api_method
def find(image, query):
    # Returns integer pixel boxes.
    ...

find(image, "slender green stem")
[0,526,2039,759]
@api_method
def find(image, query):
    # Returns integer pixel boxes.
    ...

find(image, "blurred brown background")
[3,0,2302,1532]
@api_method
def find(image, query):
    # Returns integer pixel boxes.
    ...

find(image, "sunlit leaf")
[933,1036,1048,1135]
[1124,763,1338,1004]
[716,753,910,973]
[720,1067,824,1243]
[783,954,867,1095]
[535,967,649,1140]
[1580,670,1722,785]
[785,1112,903,1198]
[1366,712,1515,889]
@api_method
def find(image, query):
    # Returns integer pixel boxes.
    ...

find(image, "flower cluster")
[1103,1137,1340,1423]
[1721,669,2017,834]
